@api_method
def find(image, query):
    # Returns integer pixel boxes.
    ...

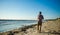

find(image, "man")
[37,11,44,32]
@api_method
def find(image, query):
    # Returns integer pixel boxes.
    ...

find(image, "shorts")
[38,21,42,26]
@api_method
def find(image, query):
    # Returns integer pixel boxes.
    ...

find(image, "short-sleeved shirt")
[38,14,44,21]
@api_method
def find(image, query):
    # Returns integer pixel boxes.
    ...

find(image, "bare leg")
[40,25,42,33]
[37,24,39,32]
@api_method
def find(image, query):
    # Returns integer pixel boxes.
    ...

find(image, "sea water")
[0,20,37,32]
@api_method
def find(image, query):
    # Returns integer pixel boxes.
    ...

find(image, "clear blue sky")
[0,0,60,20]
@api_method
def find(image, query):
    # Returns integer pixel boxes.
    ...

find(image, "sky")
[0,0,60,20]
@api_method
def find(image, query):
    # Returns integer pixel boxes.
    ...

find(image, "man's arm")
[42,15,44,19]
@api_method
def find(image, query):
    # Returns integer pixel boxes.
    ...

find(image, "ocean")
[0,20,37,33]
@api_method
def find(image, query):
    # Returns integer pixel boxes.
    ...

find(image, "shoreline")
[0,18,60,35]
[0,24,37,35]
[0,23,37,33]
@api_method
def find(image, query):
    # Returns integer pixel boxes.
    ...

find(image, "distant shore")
[0,18,60,35]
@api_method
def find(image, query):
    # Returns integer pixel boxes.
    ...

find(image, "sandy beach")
[0,18,60,35]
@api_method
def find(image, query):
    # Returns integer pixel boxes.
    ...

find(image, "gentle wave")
[0,20,37,32]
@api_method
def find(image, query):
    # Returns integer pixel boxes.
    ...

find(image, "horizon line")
[0,17,60,20]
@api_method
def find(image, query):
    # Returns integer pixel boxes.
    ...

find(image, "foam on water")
[0,20,37,32]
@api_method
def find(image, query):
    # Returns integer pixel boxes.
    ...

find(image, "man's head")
[39,11,42,14]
